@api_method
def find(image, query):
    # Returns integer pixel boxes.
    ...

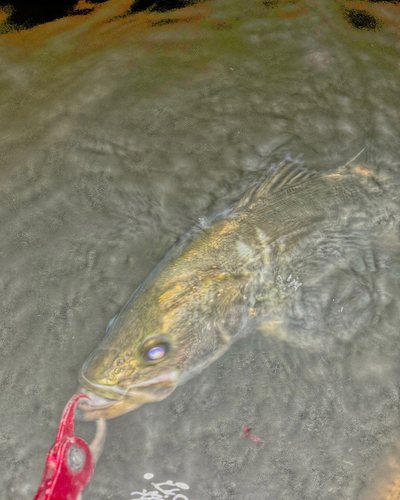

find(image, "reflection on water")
[1,0,400,499]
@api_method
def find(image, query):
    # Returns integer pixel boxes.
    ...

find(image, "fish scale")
[77,157,393,420]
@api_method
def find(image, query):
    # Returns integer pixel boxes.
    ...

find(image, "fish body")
[78,158,386,420]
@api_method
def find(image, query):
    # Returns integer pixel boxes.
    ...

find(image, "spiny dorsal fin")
[233,157,318,212]
[335,148,377,179]
[342,148,366,169]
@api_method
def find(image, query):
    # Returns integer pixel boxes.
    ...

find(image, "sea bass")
[78,157,388,420]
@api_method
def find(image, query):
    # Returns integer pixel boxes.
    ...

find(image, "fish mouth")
[77,370,179,421]
[76,389,146,421]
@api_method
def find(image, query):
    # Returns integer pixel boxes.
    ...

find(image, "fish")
[78,155,388,420]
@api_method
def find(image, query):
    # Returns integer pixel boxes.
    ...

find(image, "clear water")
[1,1,400,499]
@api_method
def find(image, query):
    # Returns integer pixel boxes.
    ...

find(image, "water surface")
[1,1,400,499]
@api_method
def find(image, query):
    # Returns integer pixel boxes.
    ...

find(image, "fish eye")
[140,337,171,363]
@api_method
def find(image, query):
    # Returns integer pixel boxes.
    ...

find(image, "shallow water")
[1,1,400,499]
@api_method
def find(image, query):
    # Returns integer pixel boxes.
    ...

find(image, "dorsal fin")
[336,148,378,179]
[342,148,367,169]
[232,157,318,212]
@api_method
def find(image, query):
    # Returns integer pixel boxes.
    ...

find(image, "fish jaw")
[77,369,180,420]
[76,389,142,420]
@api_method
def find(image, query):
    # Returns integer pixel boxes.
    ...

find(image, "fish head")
[78,302,186,420]
[78,266,243,420]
